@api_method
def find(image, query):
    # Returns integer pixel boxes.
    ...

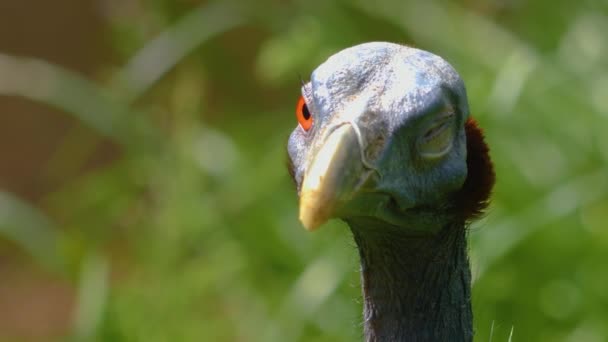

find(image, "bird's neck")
[348,219,473,342]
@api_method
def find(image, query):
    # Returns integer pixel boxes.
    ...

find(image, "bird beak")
[299,124,365,231]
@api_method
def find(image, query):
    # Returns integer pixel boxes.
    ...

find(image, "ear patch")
[455,117,495,221]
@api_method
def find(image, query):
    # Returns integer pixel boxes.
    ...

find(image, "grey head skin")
[287,42,492,341]
[288,42,469,232]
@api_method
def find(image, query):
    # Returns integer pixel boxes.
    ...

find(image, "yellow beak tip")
[298,191,331,231]
[297,124,360,232]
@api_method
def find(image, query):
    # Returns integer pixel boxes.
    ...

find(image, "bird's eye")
[418,113,455,159]
[296,95,313,131]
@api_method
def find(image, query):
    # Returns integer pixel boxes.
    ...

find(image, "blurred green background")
[1,0,607,341]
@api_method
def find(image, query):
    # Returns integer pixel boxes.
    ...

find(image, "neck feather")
[348,219,473,342]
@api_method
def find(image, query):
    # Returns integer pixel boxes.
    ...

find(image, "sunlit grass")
[0,0,607,341]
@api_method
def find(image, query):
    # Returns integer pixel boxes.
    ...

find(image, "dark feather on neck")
[454,117,495,222]
[347,118,494,341]
[348,219,472,342]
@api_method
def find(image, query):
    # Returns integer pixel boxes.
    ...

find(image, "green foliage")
[1,0,607,341]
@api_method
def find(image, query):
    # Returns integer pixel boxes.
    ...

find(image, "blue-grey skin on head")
[288,42,470,232]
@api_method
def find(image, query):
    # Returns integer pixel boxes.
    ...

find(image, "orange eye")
[296,95,313,131]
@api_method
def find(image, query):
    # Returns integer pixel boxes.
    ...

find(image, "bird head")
[288,42,493,232]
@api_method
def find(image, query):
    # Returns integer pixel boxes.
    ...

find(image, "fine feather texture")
[350,219,473,342]
[455,117,495,222]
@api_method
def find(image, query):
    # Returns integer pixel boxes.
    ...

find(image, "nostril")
[340,120,382,177]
